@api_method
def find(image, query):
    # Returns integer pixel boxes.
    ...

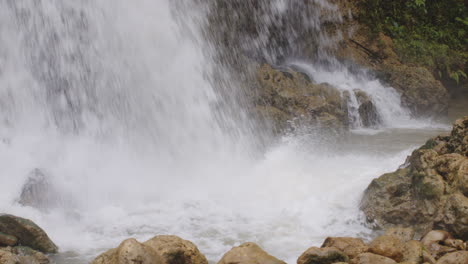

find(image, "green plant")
[358,0,468,88]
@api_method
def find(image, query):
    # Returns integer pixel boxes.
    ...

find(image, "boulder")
[350,252,397,264]
[92,238,161,264]
[361,117,468,239]
[92,236,207,264]
[353,89,380,127]
[297,247,349,264]
[0,248,20,264]
[377,64,448,117]
[385,227,416,242]
[218,242,285,264]
[17,169,62,212]
[10,246,50,264]
[255,64,349,132]
[144,235,208,264]
[0,246,50,264]
[435,251,468,264]
[402,240,423,263]
[0,214,58,253]
[368,235,404,262]
[321,237,368,258]
[421,231,452,248]
[0,233,18,247]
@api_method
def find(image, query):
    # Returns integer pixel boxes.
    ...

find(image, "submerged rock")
[17,169,62,212]
[218,242,285,264]
[92,235,207,264]
[361,116,468,239]
[0,214,58,253]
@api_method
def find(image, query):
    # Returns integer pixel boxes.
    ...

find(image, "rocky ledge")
[254,64,380,133]
[91,227,467,264]
[0,214,57,264]
[361,116,468,239]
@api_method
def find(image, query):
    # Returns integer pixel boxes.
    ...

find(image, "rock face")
[0,214,58,253]
[92,235,208,264]
[334,2,449,119]
[255,64,380,132]
[361,116,468,239]
[378,64,448,117]
[218,242,285,264]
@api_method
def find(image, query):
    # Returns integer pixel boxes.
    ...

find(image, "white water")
[0,1,450,264]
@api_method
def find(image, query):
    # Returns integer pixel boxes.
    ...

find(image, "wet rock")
[435,251,468,264]
[11,246,50,264]
[321,237,368,258]
[361,117,468,239]
[421,231,452,248]
[402,240,423,263]
[385,227,416,242]
[0,246,50,264]
[350,252,397,264]
[218,242,285,264]
[368,235,404,262]
[144,235,208,264]
[92,236,207,264]
[0,248,20,264]
[443,239,466,250]
[255,64,349,132]
[0,232,18,247]
[17,169,62,212]
[378,64,448,117]
[92,238,161,264]
[0,214,58,253]
[353,89,380,127]
[297,247,349,264]
[423,249,437,264]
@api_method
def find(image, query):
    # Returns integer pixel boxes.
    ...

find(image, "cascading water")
[0,1,451,263]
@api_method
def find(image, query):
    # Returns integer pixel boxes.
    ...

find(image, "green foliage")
[359,0,467,88]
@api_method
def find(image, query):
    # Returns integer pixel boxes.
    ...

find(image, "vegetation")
[358,0,467,89]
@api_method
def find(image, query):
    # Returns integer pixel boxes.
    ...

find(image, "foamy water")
[0,1,452,264]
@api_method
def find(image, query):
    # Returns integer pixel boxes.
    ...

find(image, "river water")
[0,1,466,264]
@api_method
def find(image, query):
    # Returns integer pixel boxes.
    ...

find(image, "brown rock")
[385,227,416,242]
[350,253,397,264]
[0,214,58,253]
[422,231,452,247]
[0,232,18,247]
[361,117,468,240]
[423,250,437,264]
[0,249,20,264]
[443,239,466,250]
[255,64,349,132]
[144,235,208,264]
[321,237,368,258]
[297,247,349,264]
[12,246,50,264]
[402,240,423,264]
[368,235,404,262]
[92,238,161,264]
[435,251,468,264]
[218,242,285,264]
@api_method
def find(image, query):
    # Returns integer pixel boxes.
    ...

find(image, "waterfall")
[0,1,447,263]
